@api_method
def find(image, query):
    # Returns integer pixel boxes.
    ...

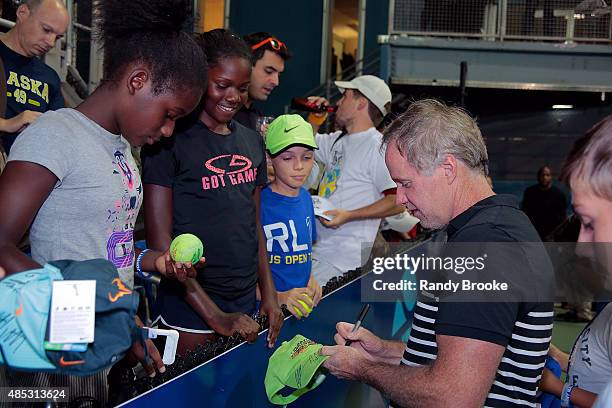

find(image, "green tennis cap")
[265,114,318,155]
[264,335,329,405]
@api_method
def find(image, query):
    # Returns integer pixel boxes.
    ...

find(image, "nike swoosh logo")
[59,356,85,366]
[284,126,299,133]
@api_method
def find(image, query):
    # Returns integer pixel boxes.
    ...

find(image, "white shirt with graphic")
[313,127,396,281]
[568,303,612,394]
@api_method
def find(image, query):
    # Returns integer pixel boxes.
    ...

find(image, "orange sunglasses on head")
[251,37,286,52]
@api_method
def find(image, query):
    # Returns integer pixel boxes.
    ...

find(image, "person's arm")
[128,315,166,377]
[137,184,196,281]
[549,343,570,372]
[320,194,403,228]
[539,368,598,408]
[0,161,56,274]
[323,334,504,407]
[140,144,177,273]
[306,272,322,306]
[277,286,315,319]
[182,278,259,342]
[306,196,321,305]
[143,183,259,339]
[305,96,331,135]
[321,142,403,228]
[331,321,407,365]
[143,184,221,308]
[0,163,169,375]
[570,388,599,408]
[0,111,43,133]
[326,287,524,405]
[254,185,284,347]
[143,184,174,250]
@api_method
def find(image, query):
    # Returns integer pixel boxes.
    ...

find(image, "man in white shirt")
[306,75,403,285]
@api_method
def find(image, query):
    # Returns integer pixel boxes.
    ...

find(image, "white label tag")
[49,280,96,344]
[311,196,335,221]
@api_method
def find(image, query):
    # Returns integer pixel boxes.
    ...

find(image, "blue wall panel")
[229,0,325,116]
[364,0,389,65]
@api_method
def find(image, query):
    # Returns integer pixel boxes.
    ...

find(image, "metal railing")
[390,0,612,43]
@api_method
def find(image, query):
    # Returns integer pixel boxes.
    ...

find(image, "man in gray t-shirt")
[8,108,142,287]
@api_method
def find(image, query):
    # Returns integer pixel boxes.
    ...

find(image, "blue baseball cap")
[0,265,61,371]
[0,259,141,376]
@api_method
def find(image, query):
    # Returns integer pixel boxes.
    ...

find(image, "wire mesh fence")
[390,0,612,42]
[393,0,494,36]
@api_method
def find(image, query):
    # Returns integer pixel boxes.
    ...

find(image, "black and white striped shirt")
[402,297,553,407]
[398,195,554,407]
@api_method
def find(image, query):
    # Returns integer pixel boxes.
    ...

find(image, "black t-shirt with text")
[0,40,64,153]
[142,120,267,303]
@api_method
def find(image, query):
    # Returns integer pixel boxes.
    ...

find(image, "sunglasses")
[251,37,286,52]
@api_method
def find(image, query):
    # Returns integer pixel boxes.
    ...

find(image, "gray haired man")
[321,99,554,407]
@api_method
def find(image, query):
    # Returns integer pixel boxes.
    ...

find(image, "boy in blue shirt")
[261,115,321,318]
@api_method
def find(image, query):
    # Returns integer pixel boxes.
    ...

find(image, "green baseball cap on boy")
[264,335,329,405]
[265,114,318,155]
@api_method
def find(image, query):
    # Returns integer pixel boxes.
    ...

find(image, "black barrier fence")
[108,266,368,406]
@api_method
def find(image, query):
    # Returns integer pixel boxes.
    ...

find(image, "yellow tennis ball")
[293,296,313,318]
[169,233,204,264]
[298,299,313,314]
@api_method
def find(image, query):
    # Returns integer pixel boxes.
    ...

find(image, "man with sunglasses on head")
[236,32,291,131]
